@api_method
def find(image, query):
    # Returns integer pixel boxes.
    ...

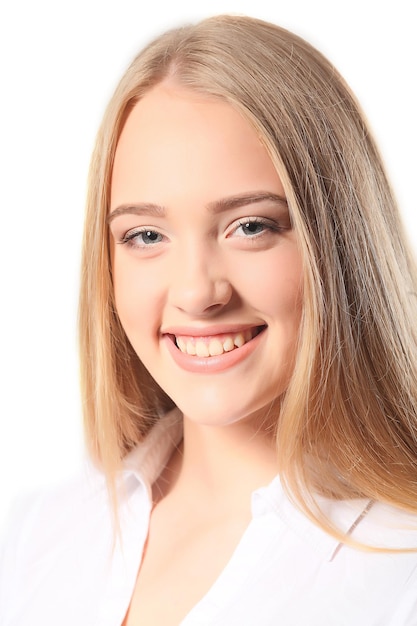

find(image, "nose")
[168,243,232,316]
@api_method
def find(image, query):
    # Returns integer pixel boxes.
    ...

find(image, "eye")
[230,217,281,238]
[119,227,165,248]
[235,219,268,237]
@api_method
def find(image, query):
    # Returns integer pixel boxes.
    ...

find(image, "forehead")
[110,84,284,210]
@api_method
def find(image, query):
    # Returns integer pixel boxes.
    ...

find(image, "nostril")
[170,276,233,315]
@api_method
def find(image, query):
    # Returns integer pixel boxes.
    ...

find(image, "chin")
[172,389,281,430]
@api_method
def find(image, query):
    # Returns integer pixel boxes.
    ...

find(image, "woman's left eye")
[230,217,279,238]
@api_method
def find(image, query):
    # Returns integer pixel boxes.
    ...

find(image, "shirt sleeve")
[387,562,417,625]
[0,492,43,625]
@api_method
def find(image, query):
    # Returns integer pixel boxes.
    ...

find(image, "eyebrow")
[207,191,287,214]
[107,191,288,224]
[107,202,165,223]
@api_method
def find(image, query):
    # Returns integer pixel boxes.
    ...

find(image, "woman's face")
[109,83,303,427]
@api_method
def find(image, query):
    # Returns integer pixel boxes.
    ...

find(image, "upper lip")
[161,323,266,337]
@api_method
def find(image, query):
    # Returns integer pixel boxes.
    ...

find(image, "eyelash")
[119,228,165,248]
[231,217,282,238]
[117,216,284,249]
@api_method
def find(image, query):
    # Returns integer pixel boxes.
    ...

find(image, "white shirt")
[1,409,417,625]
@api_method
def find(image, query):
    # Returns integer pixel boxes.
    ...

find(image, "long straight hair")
[79,15,417,537]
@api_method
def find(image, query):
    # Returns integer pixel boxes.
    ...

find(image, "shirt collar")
[121,409,372,562]
[122,408,183,496]
[252,475,373,561]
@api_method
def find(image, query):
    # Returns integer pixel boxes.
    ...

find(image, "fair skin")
[109,82,303,625]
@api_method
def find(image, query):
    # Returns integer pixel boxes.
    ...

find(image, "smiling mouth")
[171,326,266,357]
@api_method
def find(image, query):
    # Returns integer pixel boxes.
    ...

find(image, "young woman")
[1,14,417,626]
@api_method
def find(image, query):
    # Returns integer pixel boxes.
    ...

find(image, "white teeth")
[233,333,245,348]
[176,337,186,352]
[208,339,224,356]
[186,341,196,355]
[175,329,260,357]
[195,340,210,357]
[223,337,235,352]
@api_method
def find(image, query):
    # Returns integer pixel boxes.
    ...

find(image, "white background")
[0,0,415,533]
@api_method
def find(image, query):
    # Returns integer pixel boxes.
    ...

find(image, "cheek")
[112,256,161,337]
[233,247,303,321]
[258,276,301,319]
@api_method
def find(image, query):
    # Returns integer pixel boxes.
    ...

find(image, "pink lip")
[162,326,266,373]
[161,323,263,337]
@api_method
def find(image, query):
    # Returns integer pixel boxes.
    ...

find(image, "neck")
[154,410,280,512]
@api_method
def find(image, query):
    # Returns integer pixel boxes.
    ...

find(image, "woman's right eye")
[119,228,164,248]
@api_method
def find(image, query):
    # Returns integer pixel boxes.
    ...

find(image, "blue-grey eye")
[240,221,265,236]
[139,230,163,244]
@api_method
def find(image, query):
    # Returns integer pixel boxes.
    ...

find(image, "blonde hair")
[79,15,417,534]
